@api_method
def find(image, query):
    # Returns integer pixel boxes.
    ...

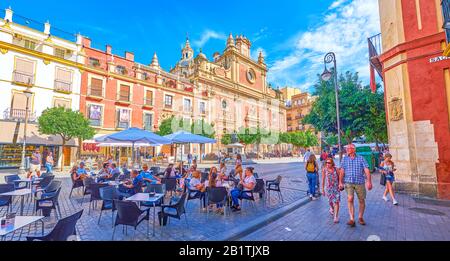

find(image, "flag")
[370,64,377,93]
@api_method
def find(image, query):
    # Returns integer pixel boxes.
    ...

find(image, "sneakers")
[309,195,313,200]
[382,196,388,202]
[393,199,398,205]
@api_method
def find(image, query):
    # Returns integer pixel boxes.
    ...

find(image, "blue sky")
[2,0,380,91]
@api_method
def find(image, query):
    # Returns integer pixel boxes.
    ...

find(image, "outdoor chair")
[35,187,62,219]
[253,172,259,179]
[26,210,83,241]
[98,186,118,227]
[206,187,229,217]
[204,168,211,173]
[150,167,160,175]
[0,184,14,213]
[40,172,53,178]
[184,179,205,211]
[112,200,150,240]
[266,175,284,203]
[4,174,27,190]
[35,180,62,199]
[69,174,84,198]
[80,177,95,205]
[160,192,188,228]
[161,178,177,196]
[201,172,209,183]
[239,178,265,208]
[87,183,109,215]
[35,175,55,194]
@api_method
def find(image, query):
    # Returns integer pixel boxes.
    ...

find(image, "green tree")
[303,70,387,144]
[237,127,259,153]
[38,107,95,171]
[156,116,176,136]
[221,133,233,145]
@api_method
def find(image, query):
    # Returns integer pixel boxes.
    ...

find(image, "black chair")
[40,172,53,178]
[35,175,55,194]
[150,167,160,175]
[201,172,209,183]
[69,174,84,198]
[253,172,259,179]
[4,174,27,190]
[26,210,83,241]
[36,180,62,196]
[112,200,150,240]
[161,178,177,196]
[80,177,95,205]
[239,178,265,208]
[204,168,211,173]
[141,184,166,208]
[0,184,14,213]
[206,187,228,217]
[35,187,62,219]
[266,175,283,203]
[184,179,205,211]
[87,183,109,215]
[98,186,117,227]
[160,192,188,227]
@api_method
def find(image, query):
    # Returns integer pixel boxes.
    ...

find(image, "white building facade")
[0,8,83,168]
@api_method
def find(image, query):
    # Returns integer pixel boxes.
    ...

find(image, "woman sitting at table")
[189,170,206,210]
[141,164,161,185]
[176,162,188,177]
[72,162,88,181]
[97,163,111,182]
[207,167,226,214]
[230,167,256,212]
[117,170,143,199]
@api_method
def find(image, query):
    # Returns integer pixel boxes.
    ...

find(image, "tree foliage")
[303,70,387,144]
[191,119,215,139]
[38,107,95,169]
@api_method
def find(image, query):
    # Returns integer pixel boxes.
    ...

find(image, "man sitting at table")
[118,170,143,199]
[97,163,111,182]
[140,164,161,185]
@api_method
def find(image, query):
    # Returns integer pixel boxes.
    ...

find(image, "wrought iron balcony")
[54,80,72,93]
[3,108,37,122]
[368,33,383,80]
[13,71,34,86]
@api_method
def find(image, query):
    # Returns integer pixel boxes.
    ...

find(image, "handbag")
[380,173,386,186]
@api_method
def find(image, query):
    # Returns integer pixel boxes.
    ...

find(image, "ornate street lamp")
[19,87,33,174]
[321,52,342,162]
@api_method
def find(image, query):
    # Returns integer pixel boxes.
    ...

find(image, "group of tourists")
[306,143,398,226]
[27,148,54,178]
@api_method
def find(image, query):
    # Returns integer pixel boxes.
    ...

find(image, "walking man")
[28,148,42,178]
[338,144,372,227]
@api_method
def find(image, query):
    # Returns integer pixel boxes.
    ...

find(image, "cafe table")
[0,215,45,241]
[125,193,164,237]
[0,189,32,216]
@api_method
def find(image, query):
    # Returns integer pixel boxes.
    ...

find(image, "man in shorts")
[338,144,372,227]
[28,148,42,178]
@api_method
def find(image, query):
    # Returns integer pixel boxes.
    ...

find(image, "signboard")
[429,56,450,63]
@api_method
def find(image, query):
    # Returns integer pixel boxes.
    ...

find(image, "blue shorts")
[386,174,395,183]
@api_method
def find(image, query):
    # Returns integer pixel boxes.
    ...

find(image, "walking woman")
[322,158,340,223]
[235,154,243,180]
[305,154,319,200]
[45,151,54,173]
[380,153,398,205]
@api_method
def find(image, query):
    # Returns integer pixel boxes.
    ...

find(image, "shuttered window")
[145,90,153,105]
[15,58,34,75]
[119,84,130,102]
[11,93,31,110]
[53,99,70,108]
[54,48,65,58]
[90,78,103,97]
[56,68,72,83]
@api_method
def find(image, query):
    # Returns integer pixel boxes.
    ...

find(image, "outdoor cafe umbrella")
[95,127,172,164]
[164,130,216,167]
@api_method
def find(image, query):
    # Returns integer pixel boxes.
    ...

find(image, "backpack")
[306,162,316,172]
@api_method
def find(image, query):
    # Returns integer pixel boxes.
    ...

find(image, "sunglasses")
[326,162,332,164]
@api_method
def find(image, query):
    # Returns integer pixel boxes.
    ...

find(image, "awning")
[0,121,77,146]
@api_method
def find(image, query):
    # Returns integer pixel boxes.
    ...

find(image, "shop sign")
[429,56,450,63]
[82,143,100,152]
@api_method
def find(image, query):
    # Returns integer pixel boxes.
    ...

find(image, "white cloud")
[267,0,380,91]
[251,47,267,61]
[192,30,226,48]
[329,0,347,10]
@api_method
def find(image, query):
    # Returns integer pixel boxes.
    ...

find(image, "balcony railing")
[3,108,36,122]
[118,94,130,102]
[54,80,72,93]
[13,71,34,86]
[164,104,173,110]
[368,33,383,79]
[144,99,153,106]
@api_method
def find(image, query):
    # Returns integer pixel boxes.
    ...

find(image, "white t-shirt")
[189,178,201,190]
[243,175,256,191]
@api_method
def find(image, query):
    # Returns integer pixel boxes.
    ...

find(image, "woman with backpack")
[305,154,319,200]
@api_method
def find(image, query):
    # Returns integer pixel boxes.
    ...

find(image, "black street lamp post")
[321,52,342,162]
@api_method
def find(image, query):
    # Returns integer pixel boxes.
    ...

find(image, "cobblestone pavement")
[241,172,450,241]
[0,162,310,241]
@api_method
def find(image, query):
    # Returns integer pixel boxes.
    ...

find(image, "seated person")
[218,162,228,181]
[117,170,143,198]
[97,163,111,182]
[176,162,188,177]
[109,163,121,180]
[121,162,130,178]
[140,164,161,185]
[207,167,225,214]
[73,162,88,181]
[230,167,256,212]
[188,170,206,209]
[163,163,176,178]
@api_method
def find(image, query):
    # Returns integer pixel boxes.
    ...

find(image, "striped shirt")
[341,155,369,185]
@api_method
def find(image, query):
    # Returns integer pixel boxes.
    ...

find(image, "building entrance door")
[63,147,71,166]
